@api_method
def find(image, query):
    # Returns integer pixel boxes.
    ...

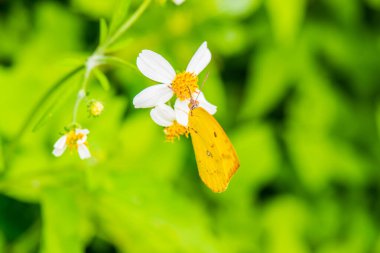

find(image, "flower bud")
[88,100,104,117]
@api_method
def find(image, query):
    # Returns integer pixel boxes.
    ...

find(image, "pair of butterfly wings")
[188,107,240,193]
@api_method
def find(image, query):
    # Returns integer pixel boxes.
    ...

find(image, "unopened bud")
[88,100,104,117]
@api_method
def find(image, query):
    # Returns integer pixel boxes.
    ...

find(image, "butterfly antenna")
[186,86,192,99]
[196,71,209,101]
[184,86,193,109]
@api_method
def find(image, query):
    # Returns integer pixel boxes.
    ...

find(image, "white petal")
[186,42,211,75]
[133,84,173,108]
[174,98,190,126]
[52,146,66,157]
[150,104,176,127]
[77,137,86,145]
[53,135,67,149]
[196,91,217,115]
[76,129,89,135]
[137,50,176,83]
[77,144,91,160]
[76,129,89,144]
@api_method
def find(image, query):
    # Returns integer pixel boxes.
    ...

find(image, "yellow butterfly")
[188,100,240,193]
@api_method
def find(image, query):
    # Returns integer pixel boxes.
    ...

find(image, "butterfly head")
[186,86,200,110]
[186,71,209,110]
[189,98,199,110]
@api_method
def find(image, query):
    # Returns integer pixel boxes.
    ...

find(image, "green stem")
[71,79,89,124]
[2,0,151,177]
[72,91,84,124]
[97,0,152,54]
[71,56,137,125]
[0,136,4,175]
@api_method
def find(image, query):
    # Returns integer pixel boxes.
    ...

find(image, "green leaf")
[0,136,4,174]
[215,0,262,18]
[231,123,280,196]
[103,37,133,54]
[239,49,290,120]
[8,222,40,253]
[17,65,84,137]
[367,0,380,9]
[93,68,110,91]
[377,103,380,138]
[109,0,131,35]
[266,0,306,45]
[32,98,64,132]
[99,18,109,45]
[41,187,83,253]
[0,231,4,253]
[32,81,76,132]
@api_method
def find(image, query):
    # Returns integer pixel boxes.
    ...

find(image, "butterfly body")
[188,106,240,193]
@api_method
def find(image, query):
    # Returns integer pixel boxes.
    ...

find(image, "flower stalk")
[96,0,152,55]
[3,0,154,169]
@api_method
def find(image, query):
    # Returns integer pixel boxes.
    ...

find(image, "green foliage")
[99,19,109,46]
[109,0,131,35]
[41,188,83,253]
[0,0,380,252]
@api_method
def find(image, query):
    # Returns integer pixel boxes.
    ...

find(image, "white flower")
[150,99,215,141]
[52,128,91,160]
[150,103,177,127]
[150,103,189,141]
[133,41,216,126]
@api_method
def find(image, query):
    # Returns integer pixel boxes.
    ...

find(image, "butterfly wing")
[188,107,240,193]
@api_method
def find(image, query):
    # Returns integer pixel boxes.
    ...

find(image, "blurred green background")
[1,0,380,252]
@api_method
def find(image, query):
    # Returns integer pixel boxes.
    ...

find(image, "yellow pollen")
[65,130,86,150]
[164,121,189,142]
[171,72,198,100]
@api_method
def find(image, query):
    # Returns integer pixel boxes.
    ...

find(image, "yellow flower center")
[66,130,86,150]
[164,121,189,142]
[171,72,198,100]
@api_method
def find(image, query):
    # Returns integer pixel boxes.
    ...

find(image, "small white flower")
[52,128,91,160]
[150,103,177,127]
[151,103,189,141]
[133,41,216,126]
